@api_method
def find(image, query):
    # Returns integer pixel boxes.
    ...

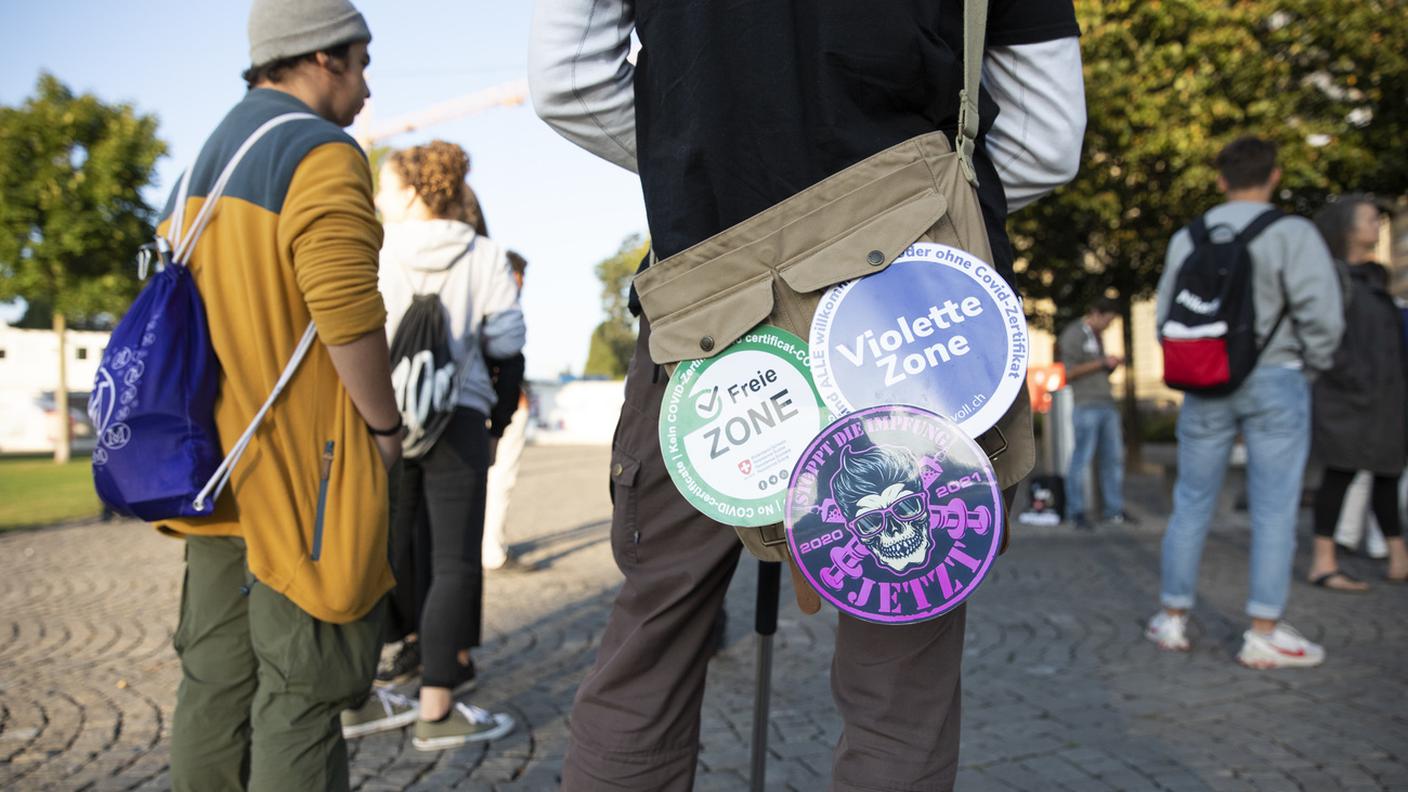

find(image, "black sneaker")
[451,658,477,697]
[1072,514,1094,531]
[375,640,422,688]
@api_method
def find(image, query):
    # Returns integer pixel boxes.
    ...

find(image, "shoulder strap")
[1188,215,1211,247]
[186,112,321,513]
[956,0,989,187]
[1236,208,1284,246]
[167,111,319,266]
[194,322,318,512]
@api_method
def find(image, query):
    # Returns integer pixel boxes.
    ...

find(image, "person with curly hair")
[339,139,522,748]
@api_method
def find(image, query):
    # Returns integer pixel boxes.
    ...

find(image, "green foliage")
[0,73,166,324]
[1013,0,1408,331]
[583,234,649,378]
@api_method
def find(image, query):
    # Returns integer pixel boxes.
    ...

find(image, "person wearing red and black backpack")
[1146,136,1344,669]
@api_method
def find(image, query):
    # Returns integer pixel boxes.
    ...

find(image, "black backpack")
[1160,208,1285,395]
[389,291,460,459]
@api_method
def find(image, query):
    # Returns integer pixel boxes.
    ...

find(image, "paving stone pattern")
[1,445,1405,790]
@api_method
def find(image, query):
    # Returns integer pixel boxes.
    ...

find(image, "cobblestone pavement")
[2,445,1406,791]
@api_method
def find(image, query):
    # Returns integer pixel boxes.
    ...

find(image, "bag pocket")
[609,449,643,564]
[1162,338,1230,389]
[638,150,951,367]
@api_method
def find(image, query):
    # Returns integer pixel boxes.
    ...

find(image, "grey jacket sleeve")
[528,0,639,173]
[1154,229,1192,332]
[1277,218,1344,372]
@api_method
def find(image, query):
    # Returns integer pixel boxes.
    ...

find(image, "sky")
[1,1,648,379]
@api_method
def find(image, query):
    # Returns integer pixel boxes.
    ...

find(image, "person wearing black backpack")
[1147,136,1344,668]
[337,141,521,748]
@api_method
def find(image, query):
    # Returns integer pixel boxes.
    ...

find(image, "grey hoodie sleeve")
[1277,218,1343,372]
[479,248,527,360]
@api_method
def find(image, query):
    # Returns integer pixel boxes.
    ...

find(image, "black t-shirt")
[633,0,1079,276]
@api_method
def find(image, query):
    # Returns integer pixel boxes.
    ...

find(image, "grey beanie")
[248,0,371,67]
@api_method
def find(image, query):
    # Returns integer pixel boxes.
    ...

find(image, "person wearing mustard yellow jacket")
[157,2,402,790]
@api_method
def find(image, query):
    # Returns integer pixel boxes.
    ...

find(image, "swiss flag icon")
[737,459,753,476]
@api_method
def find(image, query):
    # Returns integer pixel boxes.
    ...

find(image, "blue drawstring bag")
[90,257,222,519]
[90,112,317,520]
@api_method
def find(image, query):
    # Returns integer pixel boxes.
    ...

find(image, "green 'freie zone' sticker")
[659,325,829,527]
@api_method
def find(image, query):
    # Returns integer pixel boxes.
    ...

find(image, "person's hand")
[1104,355,1124,369]
[374,431,404,471]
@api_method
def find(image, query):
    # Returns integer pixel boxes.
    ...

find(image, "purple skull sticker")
[785,404,1002,624]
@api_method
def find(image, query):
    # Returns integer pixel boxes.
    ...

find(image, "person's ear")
[1216,173,1229,194]
[1267,167,1282,191]
[316,50,347,76]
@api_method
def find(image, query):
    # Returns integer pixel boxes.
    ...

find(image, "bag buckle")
[136,238,172,280]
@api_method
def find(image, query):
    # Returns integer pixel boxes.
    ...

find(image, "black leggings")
[387,407,490,689]
[1313,467,1403,539]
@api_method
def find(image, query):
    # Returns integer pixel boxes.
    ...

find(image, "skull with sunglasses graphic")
[829,444,934,574]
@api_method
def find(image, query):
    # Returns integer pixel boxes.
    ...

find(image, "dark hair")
[1312,194,1378,262]
[243,42,353,89]
[462,185,488,237]
[506,250,528,276]
[1214,136,1278,190]
[1090,296,1120,316]
[829,444,922,520]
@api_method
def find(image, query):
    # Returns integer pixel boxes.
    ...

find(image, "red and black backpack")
[1160,208,1285,395]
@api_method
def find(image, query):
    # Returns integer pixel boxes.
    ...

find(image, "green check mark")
[695,386,721,419]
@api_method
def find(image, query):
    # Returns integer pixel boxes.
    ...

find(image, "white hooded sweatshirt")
[379,219,526,417]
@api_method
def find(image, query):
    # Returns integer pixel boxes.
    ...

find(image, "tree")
[0,74,166,461]
[583,235,650,378]
[1010,0,1407,458]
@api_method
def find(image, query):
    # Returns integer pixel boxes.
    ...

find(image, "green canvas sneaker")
[411,702,515,751]
[341,688,419,739]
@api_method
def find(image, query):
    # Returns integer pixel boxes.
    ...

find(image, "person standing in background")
[1306,195,1408,590]
[1058,296,1129,530]
[484,251,530,572]
[340,140,521,749]
[1147,137,1343,668]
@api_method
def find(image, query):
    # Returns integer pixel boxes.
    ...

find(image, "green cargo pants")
[169,535,383,792]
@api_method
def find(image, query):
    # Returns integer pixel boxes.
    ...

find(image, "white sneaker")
[1145,611,1190,651]
[1237,623,1325,669]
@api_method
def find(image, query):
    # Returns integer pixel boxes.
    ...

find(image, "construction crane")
[352,78,529,148]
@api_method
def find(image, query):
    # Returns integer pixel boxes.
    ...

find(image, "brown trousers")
[561,321,968,791]
[564,132,1032,791]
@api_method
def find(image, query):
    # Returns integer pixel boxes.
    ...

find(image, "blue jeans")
[1160,366,1311,620]
[1066,402,1125,520]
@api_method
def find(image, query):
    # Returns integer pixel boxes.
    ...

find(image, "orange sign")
[1026,364,1067,414]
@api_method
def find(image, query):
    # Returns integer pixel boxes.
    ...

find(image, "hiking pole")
[750,559,782,792]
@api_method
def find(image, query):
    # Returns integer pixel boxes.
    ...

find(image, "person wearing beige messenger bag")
[530,0,1086,788]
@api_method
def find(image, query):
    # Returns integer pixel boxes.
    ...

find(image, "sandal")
[1310,570,1369,592]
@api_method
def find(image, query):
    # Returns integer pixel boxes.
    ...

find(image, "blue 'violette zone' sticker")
[809,242,1028,437]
